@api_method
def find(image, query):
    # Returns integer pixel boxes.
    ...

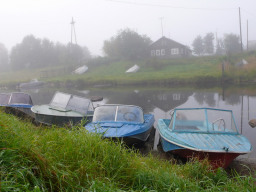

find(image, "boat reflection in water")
[157,108,252,169]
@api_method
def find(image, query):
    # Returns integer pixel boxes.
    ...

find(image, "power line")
[241,8,256,21]
[106,0,237,11]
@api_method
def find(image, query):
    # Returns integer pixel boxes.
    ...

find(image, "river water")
[2,84,256,159]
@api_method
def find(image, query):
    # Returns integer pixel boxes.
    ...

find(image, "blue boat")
[0,92,34,117]
[157,108,252,168]
[85,104,154,145]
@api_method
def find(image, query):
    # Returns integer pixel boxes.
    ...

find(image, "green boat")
[31,91,94,126]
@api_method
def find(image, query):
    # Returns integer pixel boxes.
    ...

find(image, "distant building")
[149,36,192,58]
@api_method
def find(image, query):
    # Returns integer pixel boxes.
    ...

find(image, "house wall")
[149,37,191,58]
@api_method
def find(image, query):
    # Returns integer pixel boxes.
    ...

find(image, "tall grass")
[0,109,255,191]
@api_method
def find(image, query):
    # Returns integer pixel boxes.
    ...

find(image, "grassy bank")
[0,110,255,191]
[1,52,256,88]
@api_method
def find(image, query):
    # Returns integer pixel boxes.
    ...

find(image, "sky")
[0,0,256,56]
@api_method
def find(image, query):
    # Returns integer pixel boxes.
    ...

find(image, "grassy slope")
[1,53,256,87]
[0,110,255,191]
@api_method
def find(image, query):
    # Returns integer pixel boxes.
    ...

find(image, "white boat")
[73,65,88,74]
[126,65,140,73]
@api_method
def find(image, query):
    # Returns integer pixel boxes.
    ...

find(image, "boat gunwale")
[158,130,252,153]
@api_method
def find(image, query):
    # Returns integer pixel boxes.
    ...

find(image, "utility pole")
[159,17,164,37]
[70,17,77,45]
[239,7,243,52]
[247,20,249,51]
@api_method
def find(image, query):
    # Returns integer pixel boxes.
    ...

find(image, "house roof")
[150,36,191,50]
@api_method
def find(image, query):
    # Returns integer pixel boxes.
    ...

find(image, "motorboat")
[85,104,154,145]
[157,108,252,168]
[0,92,34,118]
[31,91,95,126]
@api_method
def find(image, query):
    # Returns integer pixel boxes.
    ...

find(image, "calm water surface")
[2,85,256,159]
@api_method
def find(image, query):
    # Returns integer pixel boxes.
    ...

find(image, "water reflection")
[1,85,256,158]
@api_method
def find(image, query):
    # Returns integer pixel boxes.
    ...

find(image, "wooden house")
[149,36,191,58]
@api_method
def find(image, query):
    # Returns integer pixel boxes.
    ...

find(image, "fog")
[1,0,256,55]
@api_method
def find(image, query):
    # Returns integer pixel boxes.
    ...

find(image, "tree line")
[192,33,241,56]
[0,29,245,72]
[0,35,91,71]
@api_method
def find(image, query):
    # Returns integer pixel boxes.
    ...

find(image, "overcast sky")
[1,0,255,55]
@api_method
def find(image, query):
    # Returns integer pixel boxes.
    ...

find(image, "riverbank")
[1,52,256,89]
[0,110,255,191]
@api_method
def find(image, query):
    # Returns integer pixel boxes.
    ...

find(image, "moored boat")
[85,104,154,145]
[157,108,252,168]
[31,91,94,126]
[0,92,34,118]
[19,79,44,89]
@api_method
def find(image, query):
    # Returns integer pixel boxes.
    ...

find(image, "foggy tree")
[192,35,204,56]
[103,28,152,60]
[67,43,84,66]
[82,46,91,61]
[10,35,91,70]
[10,35,41,70]
[0,43,9,71]
[223,33,241,55]
[203,33,214,55]
[215,38,225,55]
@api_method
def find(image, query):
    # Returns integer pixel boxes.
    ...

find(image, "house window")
[161,49,165,55]
[171,48,179,55]
[151,50,155,56]
[156,50,160,56]
[173,94,180,101]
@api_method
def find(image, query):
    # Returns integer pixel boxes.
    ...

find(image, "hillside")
[1,52,256,88]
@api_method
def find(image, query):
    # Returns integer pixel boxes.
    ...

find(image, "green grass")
[0,109,255,191]
[1,53,256,87]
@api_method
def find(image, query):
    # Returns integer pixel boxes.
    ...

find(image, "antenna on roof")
[70,17,77,44]
[159,17,164,37]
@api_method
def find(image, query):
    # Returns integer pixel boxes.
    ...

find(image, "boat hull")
[85,114,154,145]
[160,137,242,169]
[110,126,153,146]
[4,106,34,118]
[34,113,93,126]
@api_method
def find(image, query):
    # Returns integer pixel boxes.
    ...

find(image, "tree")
[215,38,225,55]
[10,35,41,70]
[10,35,92,70]
[103,29,152,60]
[223,33,241,55]
[203,33,214,55]
[0,43,9,71]
[192,35,203,56]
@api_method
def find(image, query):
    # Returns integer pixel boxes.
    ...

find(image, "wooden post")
[239,7,243,52]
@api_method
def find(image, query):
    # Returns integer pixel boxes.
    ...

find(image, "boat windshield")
[9,93,33,105]
[50,92,91,114]
[170,108,238,133]
[0,93,11,105]
[93,105,144,123]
